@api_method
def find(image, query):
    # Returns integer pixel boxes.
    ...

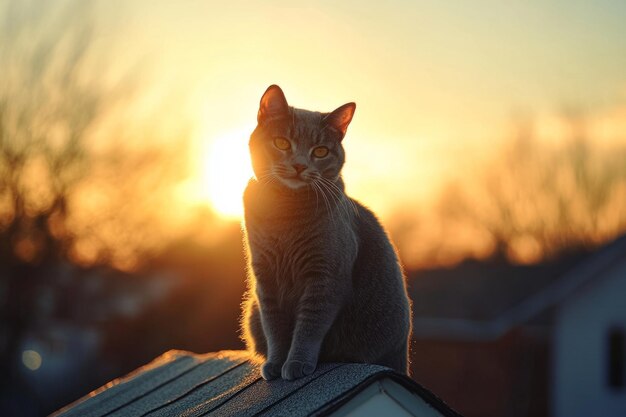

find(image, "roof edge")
[413,234,626,341]
[313,370,464,417]
[50,349,191,417]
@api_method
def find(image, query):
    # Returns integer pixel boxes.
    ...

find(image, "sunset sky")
[64,1,626,218]
[5,5,626,416]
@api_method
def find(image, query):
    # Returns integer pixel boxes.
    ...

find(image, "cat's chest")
[246,217,328,281]
[248,221,318,265]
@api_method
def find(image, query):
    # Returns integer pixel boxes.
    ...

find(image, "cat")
[241,84,412,381]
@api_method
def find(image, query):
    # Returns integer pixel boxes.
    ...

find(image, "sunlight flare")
[22,350,42,371]
[201,128,253,219]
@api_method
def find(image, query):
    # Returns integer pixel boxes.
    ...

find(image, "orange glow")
[198,128,254,219]
[4,0,625,270]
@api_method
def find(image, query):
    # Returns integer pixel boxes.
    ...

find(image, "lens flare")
[22,350,42,371]
[201,128,253,219]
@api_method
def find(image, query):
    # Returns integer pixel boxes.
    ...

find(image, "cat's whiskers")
[312,179,334,223]
[315,175,354,220]
[319,179,347,224]
[325,177,358,217]
[256,169,279,194]
[255,169,273,184]
[314,181,332,222]
[310,173,340,220]
[304,173,320,214]
[320,181,350,221]
[319,176,359,218]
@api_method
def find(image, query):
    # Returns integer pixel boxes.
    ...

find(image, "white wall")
[552,258,626,417]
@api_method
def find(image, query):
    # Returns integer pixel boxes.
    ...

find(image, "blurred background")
[1,1,625,416]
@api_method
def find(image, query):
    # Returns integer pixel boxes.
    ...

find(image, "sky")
[87,0,626,217]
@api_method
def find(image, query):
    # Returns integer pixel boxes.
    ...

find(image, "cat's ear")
[324,102,356,139]
[258,85,289,124]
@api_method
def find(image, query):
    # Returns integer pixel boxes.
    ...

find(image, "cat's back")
[351,198,402,264]
[349,197,409,308]
[320,197,411,370]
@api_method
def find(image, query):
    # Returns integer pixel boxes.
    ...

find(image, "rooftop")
[409,234,626,339]
[52,350,461,417]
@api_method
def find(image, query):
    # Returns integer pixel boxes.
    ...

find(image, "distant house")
[53,350,462,417]
[9,262,178,415]
[409,234,626,417]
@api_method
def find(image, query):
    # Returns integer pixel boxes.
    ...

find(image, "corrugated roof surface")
[52,350,461,417]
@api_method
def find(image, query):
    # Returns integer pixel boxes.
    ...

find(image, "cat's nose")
[292,164,307,174]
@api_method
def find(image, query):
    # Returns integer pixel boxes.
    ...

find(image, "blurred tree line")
[452,114,625,262]
[392,112,626,267]
[0,0,191,271]
[0,1,211,414]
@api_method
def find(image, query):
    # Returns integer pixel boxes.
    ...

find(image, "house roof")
[409,234,626,340]
[52,350,462,417]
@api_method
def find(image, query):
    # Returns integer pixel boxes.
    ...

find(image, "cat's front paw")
[261,361,283,381]
[281,359,316,380]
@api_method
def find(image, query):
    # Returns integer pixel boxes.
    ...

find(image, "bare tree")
[0,0,191,395]
[437,113,626,264]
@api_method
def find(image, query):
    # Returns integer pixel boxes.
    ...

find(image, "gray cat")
[241,85,412,380]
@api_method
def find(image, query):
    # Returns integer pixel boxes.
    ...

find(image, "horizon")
[2,0,626,269]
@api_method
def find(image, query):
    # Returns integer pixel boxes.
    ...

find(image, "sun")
[200,127,254,219]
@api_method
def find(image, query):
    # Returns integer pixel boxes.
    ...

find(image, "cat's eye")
[273,137,291,151]
[312,146,329,158]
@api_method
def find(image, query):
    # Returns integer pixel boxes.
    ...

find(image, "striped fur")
[241,85,412,380]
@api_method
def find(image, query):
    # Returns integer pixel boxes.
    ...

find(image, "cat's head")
[249,85,355,192]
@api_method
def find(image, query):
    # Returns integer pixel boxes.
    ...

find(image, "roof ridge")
[413,234,626,340]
